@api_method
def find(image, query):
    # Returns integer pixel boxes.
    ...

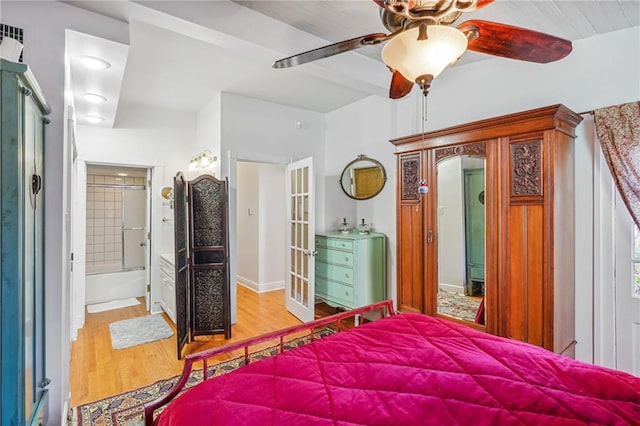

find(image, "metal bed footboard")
[144,300,396,425]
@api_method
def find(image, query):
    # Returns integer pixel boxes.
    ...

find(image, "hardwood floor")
[69,285,303,407]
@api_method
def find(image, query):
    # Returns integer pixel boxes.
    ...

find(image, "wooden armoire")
[392,105,582,356]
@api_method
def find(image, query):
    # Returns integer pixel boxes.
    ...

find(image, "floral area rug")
[75,329,334,426]
[437,288,482,322]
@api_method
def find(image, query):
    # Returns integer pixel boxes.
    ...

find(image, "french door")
[285,157,315,322]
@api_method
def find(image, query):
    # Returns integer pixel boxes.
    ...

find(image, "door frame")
[226,151,304,324]
[70,159,163,337]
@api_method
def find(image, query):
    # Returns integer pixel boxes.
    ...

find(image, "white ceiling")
[67,29,129,127]
[119,19,370,113]
[64,0,640,124]
[236,0,640,65]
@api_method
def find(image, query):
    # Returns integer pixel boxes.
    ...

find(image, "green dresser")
[315,231,386,310]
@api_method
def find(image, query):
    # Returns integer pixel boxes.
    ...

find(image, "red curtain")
[594,101,640,229]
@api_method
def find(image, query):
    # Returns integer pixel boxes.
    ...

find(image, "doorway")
[83,165,151,306]
[235,161,287,294]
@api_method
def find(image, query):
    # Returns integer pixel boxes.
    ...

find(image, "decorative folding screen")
[173,173,231,359]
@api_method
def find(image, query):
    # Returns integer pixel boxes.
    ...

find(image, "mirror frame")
[339,154,387,200]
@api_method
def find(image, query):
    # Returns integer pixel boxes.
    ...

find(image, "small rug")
[109,315,173,350]
[437,289,482,322]
[87,298,140,314]
[75,329,334,426]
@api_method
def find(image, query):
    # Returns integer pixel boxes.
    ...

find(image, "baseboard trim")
[237,276,259,291]
[237,276,284,293]
[438,282,464,293]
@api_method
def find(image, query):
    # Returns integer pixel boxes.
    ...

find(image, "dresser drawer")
[316,248,354,267]
[316,277,354,307]
[315,261,354,285]
[316,236,353,252]
[159,256,174,277]
[159,271,176,324]
[160,271,175,289]
[327,239,353,251]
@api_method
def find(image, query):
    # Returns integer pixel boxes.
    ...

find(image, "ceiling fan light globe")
[382,25,468,83]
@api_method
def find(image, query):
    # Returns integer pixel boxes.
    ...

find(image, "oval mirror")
[339,155,387,200]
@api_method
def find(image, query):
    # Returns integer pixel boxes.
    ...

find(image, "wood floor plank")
[70,285,302,407]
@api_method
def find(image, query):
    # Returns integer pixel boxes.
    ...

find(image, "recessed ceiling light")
[84,93,107,104]
[85,115,105,124]
[117,173,128,176]
[80,55,111,70]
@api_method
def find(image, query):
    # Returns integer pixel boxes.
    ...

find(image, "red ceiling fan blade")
[389,70,414,99]
[273,33,388,68]
[457,20,572,63]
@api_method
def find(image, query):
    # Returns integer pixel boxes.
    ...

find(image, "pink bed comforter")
[156,314,640,425]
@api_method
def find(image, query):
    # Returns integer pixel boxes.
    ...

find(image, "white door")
[614,191,640,375]
[285,157,315,322]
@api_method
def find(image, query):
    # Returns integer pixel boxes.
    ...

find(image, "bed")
[145,300,640,425]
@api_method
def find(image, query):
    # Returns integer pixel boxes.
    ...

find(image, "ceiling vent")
[0,23,24,62]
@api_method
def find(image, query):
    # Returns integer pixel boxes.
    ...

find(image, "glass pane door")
[285,157,315,322]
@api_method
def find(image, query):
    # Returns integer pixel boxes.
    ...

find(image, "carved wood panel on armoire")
[392,105,583,356]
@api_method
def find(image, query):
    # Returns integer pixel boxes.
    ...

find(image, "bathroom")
[84,165,150,306]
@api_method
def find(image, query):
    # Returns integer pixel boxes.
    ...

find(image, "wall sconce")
[189,150,217,172]
[161,186,174,210]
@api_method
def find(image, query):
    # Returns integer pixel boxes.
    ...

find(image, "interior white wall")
[220,92,326,322]
[325,95,398,302]
[236,162,260,286]
[1,2,130,422]
[236,162,286,292]
[258,163,286,289]
[194,94,222,179]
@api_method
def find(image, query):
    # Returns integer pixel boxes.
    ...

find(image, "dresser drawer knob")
[345,273,349,278]
[345,257,349,262]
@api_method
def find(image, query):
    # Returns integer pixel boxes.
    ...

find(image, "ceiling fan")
[272,0,572,99]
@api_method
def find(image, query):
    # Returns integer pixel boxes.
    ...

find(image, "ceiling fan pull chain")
[422,91,428,125]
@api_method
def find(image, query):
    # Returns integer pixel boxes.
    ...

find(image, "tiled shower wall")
[86,175,146,274]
